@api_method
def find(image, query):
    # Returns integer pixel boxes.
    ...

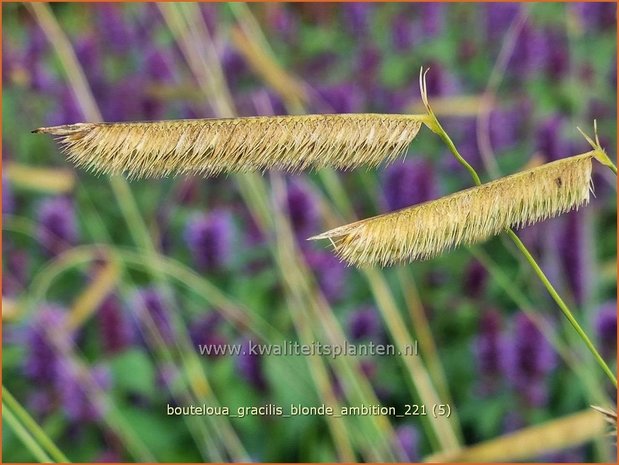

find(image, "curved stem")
[421,83,617,387]
[3,406,52,463]
[3,386,70,462]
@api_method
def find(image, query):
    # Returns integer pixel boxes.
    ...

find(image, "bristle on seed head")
[33,114,427,179]
[310,153,594,266]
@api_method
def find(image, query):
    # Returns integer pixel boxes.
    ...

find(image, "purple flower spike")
[24,305,72,383]
[559,210,591,307]
[266,5,298,42]
[236,338,268,392]
[394,425,420,462]
[190,313,228,359]
[474,310,506,395]
[509,22,548,76]
[489,105,524,152]
[421,3,445,38]
[304,249,347,303]
[423,62,459,97]
[96,4,133,54]
[184,210,233,272]
[37,197,79,257]
[595,301,617,360]
[221,46,248,88]
[544,29,570,80]
[347,307,382,342]
[285,178,320,240]
[316,83,364,114]
[134,288,175,345]
[343,3,373,36]
[145,47,174,82]
[464,259,488,299]
[57,362,110,423]
[98,294,133,355]
[536,116,569,162]
[572,2,616,32]
[507,312,556,407]
[382,159,436,212]
[391,16,418,53]
[485,3,521,43]
[3,175,14,217]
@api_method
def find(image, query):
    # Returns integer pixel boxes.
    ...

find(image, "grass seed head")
[311,153,594,266]
[34,114,426,178]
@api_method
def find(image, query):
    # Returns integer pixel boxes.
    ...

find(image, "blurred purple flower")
[304,249,347,303]
[488,105,524,151]
[572,2,616,32]
[134,288,175,345]
[24,305,72,383]
[464,259,488,298]
[382,159,436,212]
[357,45,381,90]
[221,46,248,88]
[2,248,29,297]
[559,210,591,307]
[47,86,83,126]
[536,116,569,161]
[57,362,109,423]
[595,301,617,359]
[96,4,133,54]
[285,178,320,239]
[544,28,570,80]
[266,5,298,42]
[316,82,364,113]
[102,75,148,121]
[24,24,47,62]
[184,210,233,272]
[509,22,548,76]
[506,312,556,407]
[423,62,459,97]
[75,35,102,81]
[542,447,585,463]
[347,307,382,342]
[3,175,14,216]
[301,52,339,79]
[145,47,174,82]
[2,43,17,85]
[394,425,420,462]
[421,3,444,38]
[37,196,79,256]
[16,24,55,92]
[237,338,268,391]
[98,294,133,355]
[26,390,55,418]
[190,313,228,359]
[485,3,521,43]
[343,3,373,36]
[474,310,506,395]
[200,3,218,35]
[391,16,417,52]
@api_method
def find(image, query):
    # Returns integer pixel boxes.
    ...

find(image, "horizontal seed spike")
[33,114,427,178]
[311,153,594,267]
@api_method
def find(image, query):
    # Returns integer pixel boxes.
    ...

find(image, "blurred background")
[2,2,617,462]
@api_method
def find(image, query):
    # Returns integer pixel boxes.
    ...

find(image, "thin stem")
[3,386,70,462]
[506,231,617,386]
[3,402,54,463]
[421,74,617,387]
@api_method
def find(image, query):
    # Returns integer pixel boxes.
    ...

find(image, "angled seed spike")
[33,114,429,178]
[310,153,595,267]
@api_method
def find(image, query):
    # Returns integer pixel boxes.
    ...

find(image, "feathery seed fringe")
[33,114,426,178]
[310,153,594,266]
